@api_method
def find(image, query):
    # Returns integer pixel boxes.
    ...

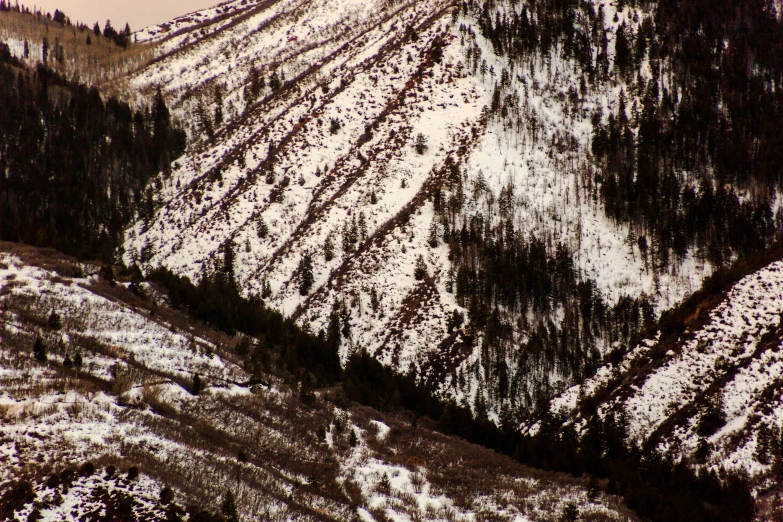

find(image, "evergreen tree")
[256,218,268,239]
[414,255,428,280]
[47,310,62,330]
[220,491,239,522]
[428,220,439,247]
[33,337,47,362]
[298,253,314,295]
[414,133,428,154]
[191,373,203,395]
[324,233,334,261]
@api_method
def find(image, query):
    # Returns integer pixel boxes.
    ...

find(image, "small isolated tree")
[221,491,240,522]
[695,437,710,464]
[348,429,359,447]
[265,170,276,185]
[414,133,428,154]
[370,287,379,312]
[324,234,335,261]
[256,218,269,239]
[298,253,314,296]
[33,337,47,362]
[268,70,281,91]
[431,37,444,63]
[414,255,428,280]
[48,310,62,330]
[330,118,342,135]
[378,473,391,494]
[698,394,727,437]
[159,485,175,505]
[164,503,185,522]
[427,220,439,247]
[191,373,203,395]
[561,502,579,522]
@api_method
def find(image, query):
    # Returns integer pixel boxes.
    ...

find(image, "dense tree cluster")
[148,265,341,386]
[471,0,783,269]
[434,160,653,413]
[0,3,133,48]
[592,0,783,268]
[0,48,185,260]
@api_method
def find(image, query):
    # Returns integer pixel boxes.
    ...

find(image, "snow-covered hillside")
[536,251,783,502]
[0,244,634,521]
[121,0,719,419]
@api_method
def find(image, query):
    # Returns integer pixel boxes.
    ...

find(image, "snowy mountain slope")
[121,0,713,414]
[117,0,783,450]
[0,244,635,521]
[534,249,783,501]
[123,0,485,372]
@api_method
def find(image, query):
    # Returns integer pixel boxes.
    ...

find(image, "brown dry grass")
[0,11,155,91]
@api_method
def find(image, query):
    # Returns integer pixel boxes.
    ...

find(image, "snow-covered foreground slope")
[537,251,783,498]
[0,244,634,521]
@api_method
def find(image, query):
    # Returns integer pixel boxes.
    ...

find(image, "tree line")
[0,45,185,261]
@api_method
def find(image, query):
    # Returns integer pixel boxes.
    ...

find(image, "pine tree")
[561,503,579,522]
[191,373,202,395]
[428,220,439,247]
[159,485,174,505]
[214,86,224,127]
[330,118,341,135]
[268,71,281,91]
[48,310,62,330]
[414,255,428,280]
[221,491,240,522]
[298,253,314,295]
[370,287,379,312]
[378,473,391,493]
[359,212,368,242]
[256,218,268,239]
[414,133,428,154]
[324,234,334,261]
[33,337,47,362]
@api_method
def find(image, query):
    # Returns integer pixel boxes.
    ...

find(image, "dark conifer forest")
[0,44,185,261]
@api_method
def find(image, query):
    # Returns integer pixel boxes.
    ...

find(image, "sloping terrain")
[534,244,783,518]
[0,243,635,521]
[119,0,728,420]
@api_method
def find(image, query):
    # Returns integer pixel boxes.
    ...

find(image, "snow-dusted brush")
[0,243,634,520]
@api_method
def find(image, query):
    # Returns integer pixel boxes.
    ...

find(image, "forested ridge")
[0,43,185,261]
[471,0,783,267]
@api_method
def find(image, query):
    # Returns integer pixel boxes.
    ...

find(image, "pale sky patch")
[30,0,218,32]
